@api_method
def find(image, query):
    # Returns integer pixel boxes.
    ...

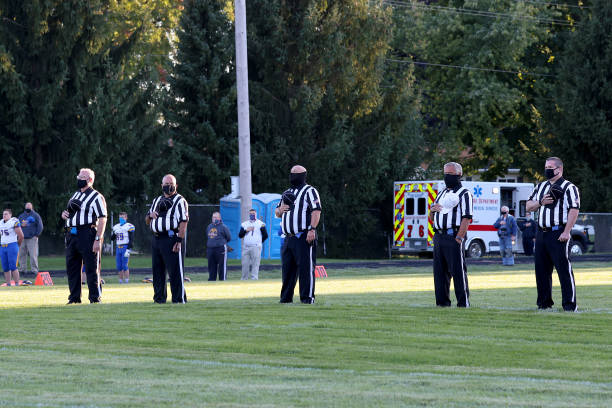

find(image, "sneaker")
[183,276,192,283]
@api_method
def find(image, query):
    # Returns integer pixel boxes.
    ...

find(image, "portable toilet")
[219,195,242,259]
[219,193,282,260]
[254,193,282,259]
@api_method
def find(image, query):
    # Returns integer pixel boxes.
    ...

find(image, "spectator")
[238,209,268,280]
[206,212,231,281]
[518,211,536,256]
[494,205,518,266]
[17,202,43,277]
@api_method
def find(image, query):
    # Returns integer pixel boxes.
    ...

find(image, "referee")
[429,162,473,307]
[62,168,107,304]
[526,157,580,311]
[275,165,322,304]
[145,174,189,304]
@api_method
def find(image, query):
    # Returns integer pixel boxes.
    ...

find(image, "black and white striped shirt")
[277,184,322,235]
[148,194,189,233]
[432,185,473,231]
[65,188,107,227]
[528,178,580,228]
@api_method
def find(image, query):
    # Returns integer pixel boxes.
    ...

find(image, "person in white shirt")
[111,212,135,283]
[1,209,24,286]
[238,209,268,280]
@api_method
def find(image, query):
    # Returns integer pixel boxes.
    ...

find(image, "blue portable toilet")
[219,196,242,259]
[254,193,282,259]
[220,193,282,260]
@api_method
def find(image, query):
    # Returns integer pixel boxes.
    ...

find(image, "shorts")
[1,242,19,272]
[116,246,130,271]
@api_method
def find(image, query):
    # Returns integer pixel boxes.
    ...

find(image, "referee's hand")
[430,204,442,213]
[61,210,70,220]
[149,211,159,220]
[540,194,554,206]
[172,242,181,253]
[279,204,289,213]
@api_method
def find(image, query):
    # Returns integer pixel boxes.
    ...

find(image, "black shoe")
[67,300,81,304]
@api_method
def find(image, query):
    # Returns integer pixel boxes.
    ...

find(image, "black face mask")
[25,209,31,213]
[444,174,461,189]
[290,172,307,188]
[501,211,508,215]
[77,179,88,189]
[544,168,557,180]
[162,184,176,195]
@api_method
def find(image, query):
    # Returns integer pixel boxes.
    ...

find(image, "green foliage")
[391,0,558,178]
[0,1,178,229]
[243,0,423,256]
[545,0,612,211]
[164,0,238,203]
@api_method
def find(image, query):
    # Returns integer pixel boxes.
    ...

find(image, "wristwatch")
[307,225,316,231]
[95,235,100,241]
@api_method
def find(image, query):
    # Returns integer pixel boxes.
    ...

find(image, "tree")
[244,0,423,257]
[164,0,238,203]
[0,1,177,231]
[390,0,559,178]
[544,0,612,213]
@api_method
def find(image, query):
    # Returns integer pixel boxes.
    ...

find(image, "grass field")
[1,263,611,407]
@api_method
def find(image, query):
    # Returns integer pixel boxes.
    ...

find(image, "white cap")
[440,192,460,214]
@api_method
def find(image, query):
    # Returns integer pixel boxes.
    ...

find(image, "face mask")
[249,214,256,221]
[25,209,31,213]
[525,214,531,219]
[119,217,126,225]
[544,168,556,180]
[162,184,176,195]
[213,219,221,225]
[444,174,461,189]
[77,179,88,189]
[290,172,307,187]
[501,211,508,215]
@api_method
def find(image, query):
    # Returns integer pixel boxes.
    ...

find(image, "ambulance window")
[405,198,415,215]
[519,200,526,217]
[417,198,426,215]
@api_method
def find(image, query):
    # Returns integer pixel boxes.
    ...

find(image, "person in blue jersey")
[1,209,24,286]
[111,212,135,283]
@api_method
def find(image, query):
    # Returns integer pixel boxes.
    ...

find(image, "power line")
[382,0,577,26]
[387,58,556,77]
[516,0,590,9]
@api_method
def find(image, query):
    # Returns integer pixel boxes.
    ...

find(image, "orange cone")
[34,272,54,286]
[314,265,328,278]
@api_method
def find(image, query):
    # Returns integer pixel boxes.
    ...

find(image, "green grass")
[28,255,380,270]
[1,263,611,407]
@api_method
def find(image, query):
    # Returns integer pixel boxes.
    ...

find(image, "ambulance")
[392,180,534,257]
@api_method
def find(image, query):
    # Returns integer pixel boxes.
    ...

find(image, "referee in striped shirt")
[62,168,107,304]
[526,157,580,311]
[145,174,189,304]
[429,162,473,307]
[275,165,322,304]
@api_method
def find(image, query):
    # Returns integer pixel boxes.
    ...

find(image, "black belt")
[540,225,565,232]
[65,225,96,232]
[435,227,459,236]
[153,230,178,237]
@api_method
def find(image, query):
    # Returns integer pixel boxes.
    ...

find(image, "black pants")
[534,229,576,311]
[152,235,187,303]
[207,245,227,281]
[65,227,101,303]
[432,233,469,307]
[280,234,316,304]
[522,236,535,256]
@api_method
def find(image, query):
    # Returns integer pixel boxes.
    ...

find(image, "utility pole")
[235,0,252,222]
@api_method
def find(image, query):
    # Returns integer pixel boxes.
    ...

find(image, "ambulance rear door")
[403,188,429,251]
